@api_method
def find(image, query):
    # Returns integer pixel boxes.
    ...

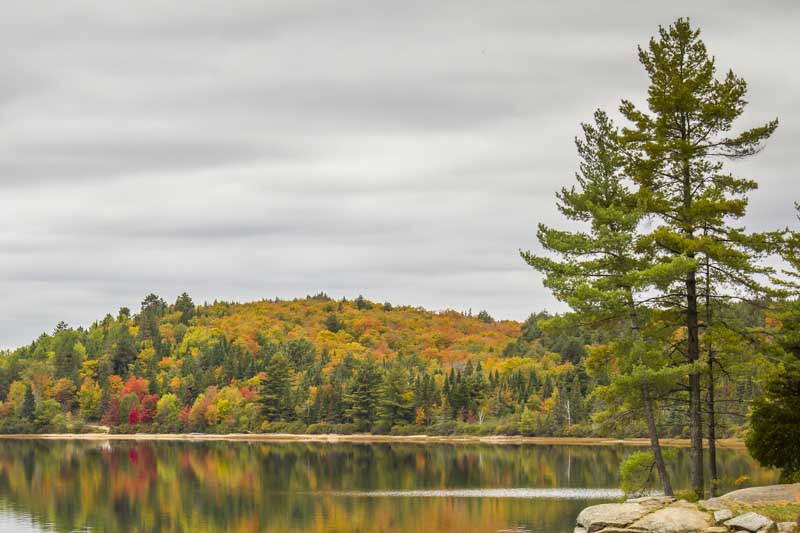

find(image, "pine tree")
[747,299,800,482]
[110,319,137,376]
[259,353,292,422]
[522,109,674,495]
[21,384,35,421]
[174,292,196,324]
[344,356,382,431]
[377,364,414,429]
[747,214,800,482]
[619,18,779,497]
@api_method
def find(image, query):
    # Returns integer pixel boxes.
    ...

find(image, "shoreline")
[0,433,748,449]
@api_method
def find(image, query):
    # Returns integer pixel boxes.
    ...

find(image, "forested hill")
[0,292,768,437]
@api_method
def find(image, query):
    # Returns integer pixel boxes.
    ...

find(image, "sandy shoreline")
[0,433,748,449]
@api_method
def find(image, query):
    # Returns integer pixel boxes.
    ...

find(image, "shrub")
[335,423,356,435]
[495,419,519,436]
[674,489,700,502]
[390,424,425,436]
[261,421,308,434]
[306,423,332,434]
[426,421,458,436]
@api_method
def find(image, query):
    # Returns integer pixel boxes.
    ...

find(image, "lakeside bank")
[0,433,748,449]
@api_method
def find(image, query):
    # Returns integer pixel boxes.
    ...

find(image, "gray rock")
[724,512,775,532]
[627,496,677,505]
[628,506,712,533]
[672,500,701,509]
[576,503,651,532]
[777,523,798,533]
[625,496,678,513]
[699,499,731,512]
[714,509,733,524]
[574,528,588,533]
[710,484,800,506]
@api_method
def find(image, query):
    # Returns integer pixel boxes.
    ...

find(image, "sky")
[1,1,799,348]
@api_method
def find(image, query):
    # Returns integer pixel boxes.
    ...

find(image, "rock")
[627,496,677,505]
[628,506,712,533]
[700,499,732,512]
[777,523,798,533]
[714,509,733,524]
[577,503,651,532]
[710,484,800,506]
[704,528,727,533]
[724,512,775,532]
[574,528,588,533]
[625,497,678,513]
[672,500,701,509]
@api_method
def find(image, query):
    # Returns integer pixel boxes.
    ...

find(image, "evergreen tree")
[53,328,81,383]
[619,18,779,497]
[522,109,674,494]
[377,363,414,429]
[344,356,382,431]
[323,313,345,333]
[259,353,292,422]
[174,292,196,324]
[285,338,316,372]
[747,299,800,482]
[138,293,167,352]
[21,384,35,421]
[110,319,137,376]
[747,219,800,482]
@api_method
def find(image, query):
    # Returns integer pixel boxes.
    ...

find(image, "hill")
[0,292,765,437]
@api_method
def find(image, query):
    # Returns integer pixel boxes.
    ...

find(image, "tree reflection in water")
[0,440,777,533]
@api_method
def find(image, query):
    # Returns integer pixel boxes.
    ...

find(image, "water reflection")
[0,440,777,533]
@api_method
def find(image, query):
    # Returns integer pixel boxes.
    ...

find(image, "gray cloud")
[1,0,799,348]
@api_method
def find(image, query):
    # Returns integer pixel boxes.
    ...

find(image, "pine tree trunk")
[686,268,705,499]
[705,252,718,496]
[707,356,718,496]
[643,388,673,496]
[628,291,673,496]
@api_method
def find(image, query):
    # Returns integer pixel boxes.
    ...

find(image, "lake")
[0,439,777,533]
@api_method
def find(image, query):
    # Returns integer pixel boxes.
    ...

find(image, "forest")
[0,291,782,444]
[1,17,799,500]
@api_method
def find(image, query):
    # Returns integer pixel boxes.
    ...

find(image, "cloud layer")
[2,1,798,347]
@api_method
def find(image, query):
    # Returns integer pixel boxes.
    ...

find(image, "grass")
[721,502,800,523]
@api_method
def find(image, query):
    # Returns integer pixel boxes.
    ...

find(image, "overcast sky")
[1,1,798,348]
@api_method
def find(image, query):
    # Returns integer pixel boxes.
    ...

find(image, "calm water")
[0,439,777,533]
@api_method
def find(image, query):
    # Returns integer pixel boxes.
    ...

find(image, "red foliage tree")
[140,394,159,423]
[128,405,140,425]
[121,376,150,401]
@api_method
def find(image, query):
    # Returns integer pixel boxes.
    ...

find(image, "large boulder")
[724,512,775,532]
[576,503,651,532]
[708,484,800,506]
[627,505,712,533]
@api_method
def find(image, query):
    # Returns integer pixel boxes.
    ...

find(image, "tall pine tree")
[619,18,779,497]
[523,109,674,495]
